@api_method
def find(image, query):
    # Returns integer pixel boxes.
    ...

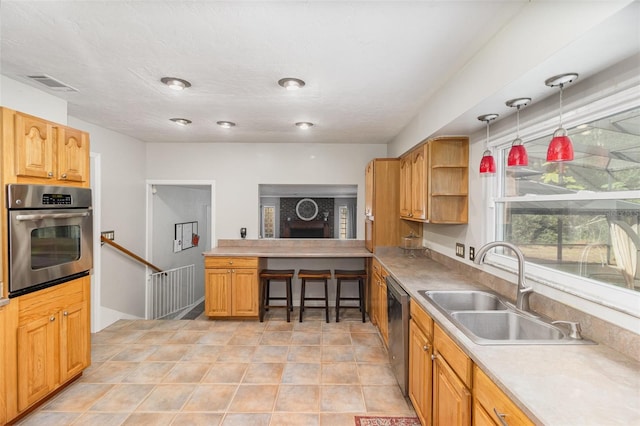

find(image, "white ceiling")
[1,1,638,145]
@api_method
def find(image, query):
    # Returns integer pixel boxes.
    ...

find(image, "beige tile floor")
[17,307,416,426]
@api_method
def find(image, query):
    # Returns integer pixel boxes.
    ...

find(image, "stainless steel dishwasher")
[386,275,409,396]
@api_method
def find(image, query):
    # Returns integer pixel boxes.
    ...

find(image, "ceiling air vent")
[27,74,78,92]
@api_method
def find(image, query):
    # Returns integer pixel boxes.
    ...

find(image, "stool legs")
[299,277,330,323]
[335,276,366,323]
[260,275,293,322]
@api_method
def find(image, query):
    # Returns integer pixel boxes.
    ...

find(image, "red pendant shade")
[478,113,499,175]
[546,129,574,162]
[545,73,578,163]
[479,150,496,174]
[507,143,528,166]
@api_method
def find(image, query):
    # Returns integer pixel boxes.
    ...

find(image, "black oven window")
[31,225,82,269]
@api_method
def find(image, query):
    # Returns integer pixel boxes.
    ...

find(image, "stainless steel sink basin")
[450,311,571,344]
[418,289,593,345]
[419,290,508,312]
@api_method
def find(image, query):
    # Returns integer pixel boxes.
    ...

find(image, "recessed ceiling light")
[295,122,314,129]
[217,121,236,128]
[161,77,192,90]
[170,118,192,126]
[278,78,305,90]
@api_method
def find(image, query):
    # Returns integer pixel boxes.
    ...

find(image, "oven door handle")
[15,212,91,221]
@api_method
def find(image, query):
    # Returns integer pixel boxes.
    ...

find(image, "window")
[262,205,275,238]
[339,205,349,240]
[492,100,640,316]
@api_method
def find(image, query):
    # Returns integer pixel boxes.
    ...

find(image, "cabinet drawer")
[473,365,534,426]
[434,323,472,388]
[410,299,433,341]
[205,257,259,269]
[18,279,85,324]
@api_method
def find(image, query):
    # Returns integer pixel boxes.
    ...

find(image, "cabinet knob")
[50,316,55,322]
[61,173,68,179]
[63,311,68,316]
[231,269,235,273]
[431,354,436,361]
[47,171,54,177]
[423,345,429,352]
[228,261,233,265]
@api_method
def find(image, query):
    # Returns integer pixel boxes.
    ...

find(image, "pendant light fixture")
[505,98,531,167]
[545,73,578,162]
[478,114,499,174]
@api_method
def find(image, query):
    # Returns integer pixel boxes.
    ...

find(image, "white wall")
[0,76,68,124]
[68,117,148,320]
[146,143,387,245]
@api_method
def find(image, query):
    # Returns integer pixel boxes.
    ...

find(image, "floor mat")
[355,416,422,426]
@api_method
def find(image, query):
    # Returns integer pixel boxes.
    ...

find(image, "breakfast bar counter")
[202,239,373,258]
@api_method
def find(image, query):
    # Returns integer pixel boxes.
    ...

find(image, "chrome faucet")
[474,241,534,312]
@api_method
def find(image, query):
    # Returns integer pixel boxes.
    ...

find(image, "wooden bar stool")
[334,269,367,322]
[298,269,332,323]
[259,269,295,322]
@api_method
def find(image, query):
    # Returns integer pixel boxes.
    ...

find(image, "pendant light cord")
[516,106,521,137]
[558,84,564,128]
[486,120,490,149]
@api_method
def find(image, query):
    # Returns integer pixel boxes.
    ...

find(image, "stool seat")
[298,269,332,323]
[335,269,367,323]
[260,269,295,279]
[298,269,332,279]
[259,269,295,322]
[334,269,367,279]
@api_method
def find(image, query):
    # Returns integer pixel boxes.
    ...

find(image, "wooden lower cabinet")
[0,304,7,425]
[473,366,534,426]
[7,277,91,419]
[408,300,433,426]
[433,354,472,426]
[369,258,388,346]
[204,257,264,318]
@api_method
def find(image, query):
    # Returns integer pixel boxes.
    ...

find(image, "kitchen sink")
[450,311,569,343]
[419,290,508,312]
[418,289,593,345]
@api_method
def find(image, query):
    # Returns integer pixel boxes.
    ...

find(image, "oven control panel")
[42,193,73,205]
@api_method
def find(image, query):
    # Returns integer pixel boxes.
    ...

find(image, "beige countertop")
[202,239,373,258]
[375,248,640,426]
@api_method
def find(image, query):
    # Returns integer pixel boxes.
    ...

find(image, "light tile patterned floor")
[16,308,416,426]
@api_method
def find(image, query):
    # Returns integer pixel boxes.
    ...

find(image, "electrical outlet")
[455,242,465,258]
[101,230,115,240]
[469,246,475,261]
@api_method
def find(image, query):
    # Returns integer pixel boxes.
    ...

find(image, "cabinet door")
[60,302,89,382]
[231,268,259,316]
[378,278,388,346]
[14,112,55,179]
[205,269,232,316]
[365,160,374,217]
[0,306,6,425]
[57,126,89,182]
[473,403,498,426]
[433,354,471,426]
[399,156,412,218]
[365,218,374,253]
[409,319,433,426]
[369,271,380,326]
[17,314,57,411]
[411,146,427,220]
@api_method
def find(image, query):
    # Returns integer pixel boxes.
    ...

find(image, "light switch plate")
[101,230,115,240]
[456,243,465,258]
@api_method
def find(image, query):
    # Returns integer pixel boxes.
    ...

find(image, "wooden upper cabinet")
[3,108,90,187]
[14,112,55,180]
[410,145,427,221]
[399,155,412,218]
[399,136,469,224]
[57,126,89,183]
[365,160,374,218]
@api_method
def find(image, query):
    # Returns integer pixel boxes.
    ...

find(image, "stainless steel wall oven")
[7,184,93,297]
